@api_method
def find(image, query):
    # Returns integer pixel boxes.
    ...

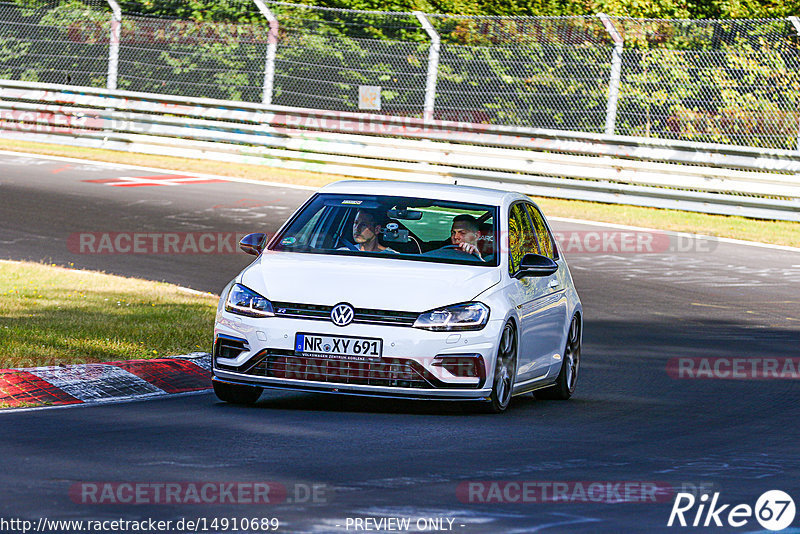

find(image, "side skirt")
[512,374,557,396]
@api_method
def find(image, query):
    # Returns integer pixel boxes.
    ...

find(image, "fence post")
[252,0,279,105]
[414,11,440,123]
[790,16,800,33]
[105,0,121,90]
[790,17,800,151]
[598,13,623,136]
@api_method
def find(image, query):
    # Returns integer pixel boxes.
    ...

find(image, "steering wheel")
[440,244,483,259]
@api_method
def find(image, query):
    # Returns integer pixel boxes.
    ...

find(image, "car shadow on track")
[209,388,591,417]
[216,391,486,416]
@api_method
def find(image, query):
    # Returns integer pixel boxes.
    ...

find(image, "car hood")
[239,252,502,312]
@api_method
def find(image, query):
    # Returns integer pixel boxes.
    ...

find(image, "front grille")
[272,301,418,327]
[254,354,432,388]
[354,307,419,326]
[231,350,482,390]
[272,302,331,320]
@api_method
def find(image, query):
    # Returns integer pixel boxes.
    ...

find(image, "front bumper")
[213,312,503,400]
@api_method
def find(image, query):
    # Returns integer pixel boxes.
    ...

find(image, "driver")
[349,209,397,253]
[447,214,483,260]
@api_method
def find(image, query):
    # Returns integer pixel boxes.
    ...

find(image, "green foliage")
[262,0,800,18]
[9,0,800,20]
[589,0,693,19]
[117,0,261,23]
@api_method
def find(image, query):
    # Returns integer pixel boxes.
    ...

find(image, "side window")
[508,203,540,274]
[526,204,557,259]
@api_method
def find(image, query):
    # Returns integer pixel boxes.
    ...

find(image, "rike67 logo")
[668,490,796,531]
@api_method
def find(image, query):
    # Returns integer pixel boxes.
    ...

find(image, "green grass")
[0,400,49,409]
[1,138,798,247]
[0,260,217,369]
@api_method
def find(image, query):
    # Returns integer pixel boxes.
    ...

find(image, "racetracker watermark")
[456,481,675,503]
[667,358,800,380]
[69,482,328,505]
[274,110,495,136]
[68,232,256,255]
[67,229,718,256]
[456,230,716,256]
[268,354,486,382]
[553,231,718,254]
[65,19,272,47]
[0,517,280,533]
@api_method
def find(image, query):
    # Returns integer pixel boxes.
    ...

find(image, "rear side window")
[525,204,557,260]
[508,203,540,274]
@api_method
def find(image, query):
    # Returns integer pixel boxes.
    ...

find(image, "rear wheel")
[535,315,580,400]
[480,322,517,413]
[213,379,263,405]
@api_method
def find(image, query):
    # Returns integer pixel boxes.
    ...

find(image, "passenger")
[447,214,483,259]
[349,209,397,253]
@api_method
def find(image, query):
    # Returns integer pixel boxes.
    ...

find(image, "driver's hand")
[457,242,483,260]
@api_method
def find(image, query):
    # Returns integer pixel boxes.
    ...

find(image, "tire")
[535,315,581,400]
[479,322,517,413]
[213,379,263,405]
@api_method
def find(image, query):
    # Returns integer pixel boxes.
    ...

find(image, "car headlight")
[224,284,274,318]
[413,302,489,331]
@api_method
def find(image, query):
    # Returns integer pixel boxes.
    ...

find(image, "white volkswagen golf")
[212,180,582,412]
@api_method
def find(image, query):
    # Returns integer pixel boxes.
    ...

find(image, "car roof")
[318,180,526,207]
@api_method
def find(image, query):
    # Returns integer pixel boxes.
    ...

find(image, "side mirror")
[239,233,267,256]
[514,253,558,278]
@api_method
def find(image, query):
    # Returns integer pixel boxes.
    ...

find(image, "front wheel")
[213,379,263,405]
[535,315,581,400]
[480,322,517,413]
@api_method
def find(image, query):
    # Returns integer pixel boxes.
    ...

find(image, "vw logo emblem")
[330,303,354,327]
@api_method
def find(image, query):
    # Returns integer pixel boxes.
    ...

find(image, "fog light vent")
[214,335,249,361]
[432,354,485,379]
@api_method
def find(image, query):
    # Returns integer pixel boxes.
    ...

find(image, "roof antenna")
[454,179,458,186]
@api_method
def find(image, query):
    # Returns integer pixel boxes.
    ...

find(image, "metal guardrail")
[1,80,798,222]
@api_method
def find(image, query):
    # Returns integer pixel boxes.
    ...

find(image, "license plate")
[294,333,382,362]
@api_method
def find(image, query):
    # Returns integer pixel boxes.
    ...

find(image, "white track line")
[0,149,316,191]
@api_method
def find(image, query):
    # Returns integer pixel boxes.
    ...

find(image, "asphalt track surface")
[1,152,799,533]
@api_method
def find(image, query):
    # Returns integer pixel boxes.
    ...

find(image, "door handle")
[548,279,559,288]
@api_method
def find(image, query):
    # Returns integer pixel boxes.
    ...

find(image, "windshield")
[270,194,499,266]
